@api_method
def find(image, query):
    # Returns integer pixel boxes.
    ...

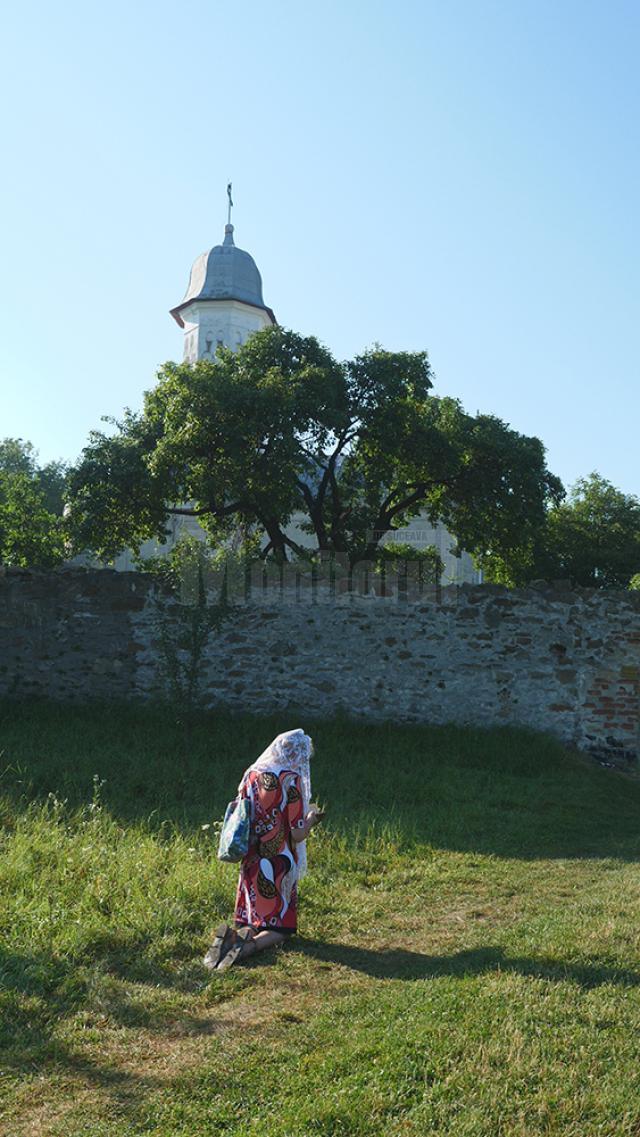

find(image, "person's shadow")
[288,938,640,989]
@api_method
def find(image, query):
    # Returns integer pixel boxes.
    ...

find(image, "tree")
[374,541,444,597]
[375,541,443,582]
[138,535,233,756]
[0,438,67,513]
[66,327,563,571]
[0,438,39,476]
[0,439,67,568]
[536,473,640,589]
[484,472,640,589]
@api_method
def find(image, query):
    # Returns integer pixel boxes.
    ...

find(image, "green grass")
[0,699,639,1136]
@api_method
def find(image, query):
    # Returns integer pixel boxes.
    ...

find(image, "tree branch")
[167,498,249,520]
[167,505,214,517]
[355,485,436,565]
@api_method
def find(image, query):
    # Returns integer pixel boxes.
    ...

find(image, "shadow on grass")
[1,699,639,861]
[0,943,216,1079]
[0,993,167,1135]
[291,938,640,989]
[2,935,637,1135]
[0,938,241,1134]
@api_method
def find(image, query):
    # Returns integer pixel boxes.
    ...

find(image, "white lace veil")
[243,728,313,894]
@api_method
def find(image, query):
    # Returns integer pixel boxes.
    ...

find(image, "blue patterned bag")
[217,796,251,863]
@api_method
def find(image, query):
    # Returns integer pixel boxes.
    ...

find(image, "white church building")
[115,213,480,585]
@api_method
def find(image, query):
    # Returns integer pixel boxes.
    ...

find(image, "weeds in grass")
[0,700,639,1136]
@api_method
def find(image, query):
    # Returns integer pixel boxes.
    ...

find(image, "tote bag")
[217,796,251,863]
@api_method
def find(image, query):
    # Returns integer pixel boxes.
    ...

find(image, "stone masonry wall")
[1,567,639,763]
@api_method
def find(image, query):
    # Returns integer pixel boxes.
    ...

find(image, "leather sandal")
[203,922,234,971]
[216,926,254,972]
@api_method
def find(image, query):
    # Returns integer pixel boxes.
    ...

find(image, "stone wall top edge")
[0,567,638,612]
[189,591,640,616]
[0,565,126,579]
[0,565,158,598]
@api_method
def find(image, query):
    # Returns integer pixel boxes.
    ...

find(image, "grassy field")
[0,699,639,1137]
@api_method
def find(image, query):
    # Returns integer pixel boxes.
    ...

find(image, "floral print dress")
[234,767,305,934]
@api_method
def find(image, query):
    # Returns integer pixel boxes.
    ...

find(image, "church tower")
[170,196,276,360]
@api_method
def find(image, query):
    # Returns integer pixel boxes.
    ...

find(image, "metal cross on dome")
[227,182,233,225]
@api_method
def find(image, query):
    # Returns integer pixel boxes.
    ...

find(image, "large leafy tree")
[0,439,67,568]
[66,327,563,568]
[533,473,640,589]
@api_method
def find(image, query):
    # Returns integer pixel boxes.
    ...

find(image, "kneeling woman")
[205,728,324,971]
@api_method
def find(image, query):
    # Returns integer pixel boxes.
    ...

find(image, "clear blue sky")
[1,0,639,497]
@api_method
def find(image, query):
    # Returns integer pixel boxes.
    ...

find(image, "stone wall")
[1,567,639,763]
[0,568,151,702]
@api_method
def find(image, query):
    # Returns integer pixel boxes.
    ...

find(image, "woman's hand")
[291,804,326,842]
[307,804,325,827]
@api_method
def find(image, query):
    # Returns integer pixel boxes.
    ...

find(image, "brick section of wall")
[1,568,639,762]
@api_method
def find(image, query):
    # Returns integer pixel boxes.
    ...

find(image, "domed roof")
[170,225,274,327]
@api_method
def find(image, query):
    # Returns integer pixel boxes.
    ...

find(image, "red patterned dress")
[234,767,305,934]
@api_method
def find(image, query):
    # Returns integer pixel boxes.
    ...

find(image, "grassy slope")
[0,700,639,1137]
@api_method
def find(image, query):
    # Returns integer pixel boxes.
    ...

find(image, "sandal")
[216,926,254,972]
[203,922,234,971]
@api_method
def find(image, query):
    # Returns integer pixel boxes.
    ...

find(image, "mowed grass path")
[0,700,639,1137]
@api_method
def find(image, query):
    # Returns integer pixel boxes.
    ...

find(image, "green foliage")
[375,541,443,586]
[65,411,171,561]
[66,327,562,572]
[630,573,640,591]
[136,532,211,594]
[137,536,235,751]
[0,438,68,569]
[484,472,640,588]
[153,575,229,718]
[0,437,67,514]
[137,531,262,601]
[541,473,640,588]
[1,701,640,1135]
[0,437,39,476]
[36,459,68,517]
